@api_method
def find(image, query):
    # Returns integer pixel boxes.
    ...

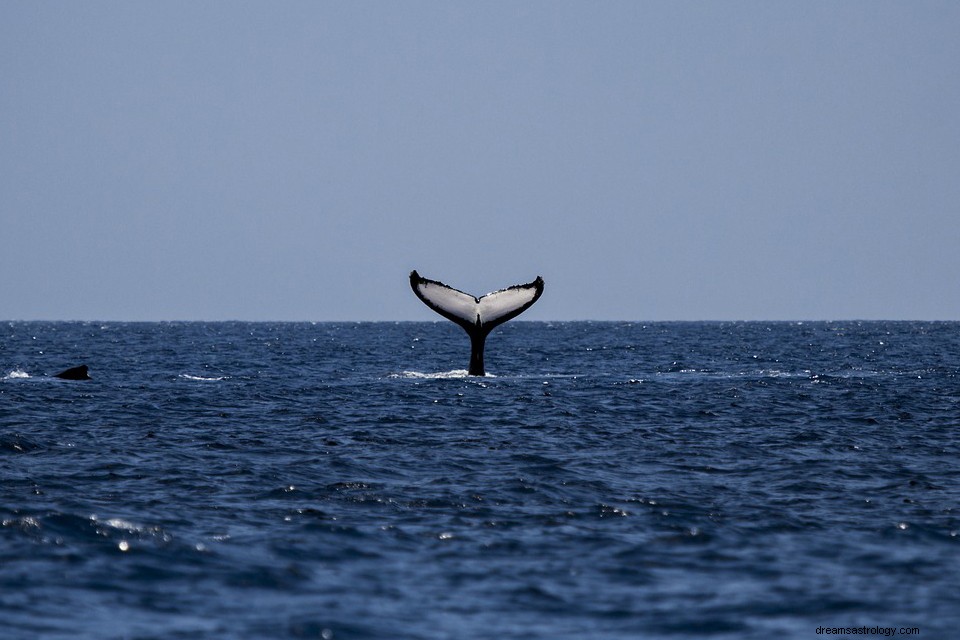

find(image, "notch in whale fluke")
[53,365,91,380]
[409,270,544,376]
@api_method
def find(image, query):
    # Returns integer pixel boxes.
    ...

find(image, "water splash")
[390,370,494,379]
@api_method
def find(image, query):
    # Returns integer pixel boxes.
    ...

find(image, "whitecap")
[101,517,140,532]
[3,369,30,380]
[179,374,227,382]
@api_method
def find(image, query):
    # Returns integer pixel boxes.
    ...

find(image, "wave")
[3,369,31,380]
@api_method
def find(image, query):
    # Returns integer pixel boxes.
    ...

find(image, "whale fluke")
[53,365,91,380]
[409,270,544,376]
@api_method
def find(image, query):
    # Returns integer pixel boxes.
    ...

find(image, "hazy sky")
[3,1,958,321]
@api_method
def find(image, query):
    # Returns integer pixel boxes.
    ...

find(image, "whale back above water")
[53,365,91,380]
[409,270,544,376]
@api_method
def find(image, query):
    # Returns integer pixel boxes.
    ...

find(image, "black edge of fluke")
[53,365,91,380]
[409,270,545,376]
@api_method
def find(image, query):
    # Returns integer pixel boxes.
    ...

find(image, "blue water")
[2,321,959,639]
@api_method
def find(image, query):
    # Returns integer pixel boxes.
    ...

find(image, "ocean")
[2,321,958,639]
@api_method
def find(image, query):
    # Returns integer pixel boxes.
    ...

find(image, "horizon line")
[3,318,958,324]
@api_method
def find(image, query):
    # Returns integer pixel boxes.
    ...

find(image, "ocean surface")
[2,321,959,639]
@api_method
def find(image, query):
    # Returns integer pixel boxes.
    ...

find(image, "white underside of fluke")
[413,279,541,326]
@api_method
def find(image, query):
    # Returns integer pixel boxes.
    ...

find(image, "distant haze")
[2,2,958,321]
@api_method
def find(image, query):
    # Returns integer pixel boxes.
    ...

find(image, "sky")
[2,1,958,321]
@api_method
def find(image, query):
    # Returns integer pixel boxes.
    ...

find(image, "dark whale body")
[53,365,91,380]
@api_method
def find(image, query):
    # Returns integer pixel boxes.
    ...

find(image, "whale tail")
[409,271,544,376]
